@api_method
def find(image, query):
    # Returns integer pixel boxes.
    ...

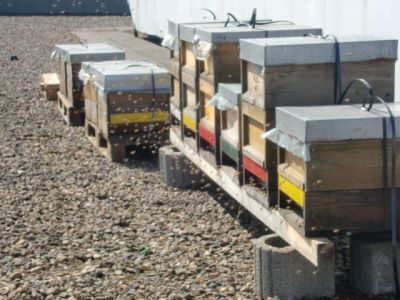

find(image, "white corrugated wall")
[128,0,400,97]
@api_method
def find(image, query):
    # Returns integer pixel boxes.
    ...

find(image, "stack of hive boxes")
[177,23,322,167]
[54,43,125,126]
[80,60,171,162]
[163,18,223,137]
[239,36,397,206]
[265,104,400,236]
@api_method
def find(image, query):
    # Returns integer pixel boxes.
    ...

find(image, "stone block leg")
[350,234,399,295]
[159,146,207,189]
[254,234,335,300]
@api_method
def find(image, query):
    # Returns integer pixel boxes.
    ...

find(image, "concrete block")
[350,234,400,295]
[254,234,335,300]
[159,146,206,189]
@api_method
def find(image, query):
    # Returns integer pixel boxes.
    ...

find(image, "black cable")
[254,20,295,25]
[249,8,257,28]
[227,13,239,23]
[364,94,399,296]
[324,34,342,104]
[340,79,399,296]
[198,8,217,20]
[338,78,374,105]
[305,34,342,104]
[224,12,248,27]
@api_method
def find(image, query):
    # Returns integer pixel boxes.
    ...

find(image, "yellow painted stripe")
[110,111,169,125]
[279,175,305,207]
[183,113,197,132]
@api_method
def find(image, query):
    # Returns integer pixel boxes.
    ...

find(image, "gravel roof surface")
[0,16,268,300]
[0,16,395,300]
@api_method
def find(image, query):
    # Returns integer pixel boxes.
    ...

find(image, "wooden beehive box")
[81,60,171,156]
[164,19,222,133]
[196,25,323,165]
[54,43,125,126]
[266,104,400,237]
[178,22,225,145]
[54,43,125,107]
[239,35,398,206]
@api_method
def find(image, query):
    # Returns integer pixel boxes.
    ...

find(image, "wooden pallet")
[57,92,85,126]
[85,119,169,162]
[40,73,60,101]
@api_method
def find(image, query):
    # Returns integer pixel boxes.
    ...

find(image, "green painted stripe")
[221,138,238,163]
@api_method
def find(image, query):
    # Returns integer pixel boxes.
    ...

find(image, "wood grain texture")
[244,60,395,110]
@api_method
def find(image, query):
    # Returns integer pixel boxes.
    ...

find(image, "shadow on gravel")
[119,147,160,172]
[195,181,269,239]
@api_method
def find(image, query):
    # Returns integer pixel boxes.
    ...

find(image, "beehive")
[196,25,322,165]
[239,35,398,204]
[179,22,225,145]
[80,60,171,159]
[265,104,400,236]
[163,19,222,134]
[54,43,125,108]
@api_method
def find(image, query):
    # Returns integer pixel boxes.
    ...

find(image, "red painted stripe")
[243,155,268,182]
[199,125,216,146]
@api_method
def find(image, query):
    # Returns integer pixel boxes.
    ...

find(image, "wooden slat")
[170,78,180,107]
[279,175,305,207]
[184,86,197,108]
[303,189,396,235]
[247,118,265,156]
[199,75,215,97]
[244,59,395,110]
[204,43,240,82]
[183,109,197,132]
[182,42,196,69]
[282,140,400,191]
[170,58,180,79]
[109,111,169,124]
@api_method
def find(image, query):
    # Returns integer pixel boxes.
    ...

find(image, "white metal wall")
[128,0,400,97]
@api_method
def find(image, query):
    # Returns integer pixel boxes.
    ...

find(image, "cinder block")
[159,146,206,189]
[350,234,400,295]
[254,234,335,300]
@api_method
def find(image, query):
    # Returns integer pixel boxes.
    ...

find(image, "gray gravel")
[0,16,267,299]
[0,16,395,300]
